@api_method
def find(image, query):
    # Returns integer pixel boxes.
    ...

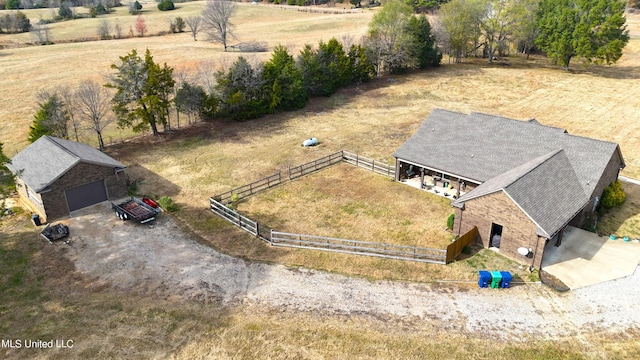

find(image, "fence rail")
[342,151,395,177]
[271,231,447,264]
[214,172,283,204]
[208,150,451,263]
[210,198,259,237]
[288,151,343,180]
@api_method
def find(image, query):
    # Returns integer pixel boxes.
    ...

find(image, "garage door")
[65,180,108,212]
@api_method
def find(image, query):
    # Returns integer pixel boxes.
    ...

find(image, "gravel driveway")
[64,203,640,341]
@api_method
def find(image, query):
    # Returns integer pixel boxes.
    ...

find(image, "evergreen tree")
[536,0,629,69]
[406,13,442,69]
[347,44,376,85]
[263,45,308,112]
[28,95,69,143]
[215,56,266,120]
[297,38,350,97]
[106,49,175,135]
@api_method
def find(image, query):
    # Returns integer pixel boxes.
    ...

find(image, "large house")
[7,136,128,222]
[393,109,625,269]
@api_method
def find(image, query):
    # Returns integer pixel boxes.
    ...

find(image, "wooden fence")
[212,150,393,205]
[342,151,395,177]
[210,198,260,239]
[270,230,447,264]
[288,151,344,180]
[208,151,443,262]
[214,172,283,205]
[446,226,478,263]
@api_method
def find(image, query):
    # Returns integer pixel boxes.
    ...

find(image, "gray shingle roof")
[395,109,624,239]
[452,150,589,238]
[393,108,623,194]
[7,136,125,193]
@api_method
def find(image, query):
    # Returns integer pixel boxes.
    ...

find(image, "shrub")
[59,3,73,19]
[95,3,109,15]
[158,196,179,212]
[5,0,19,10]
[129,0,142,14]
[446,213,455,229]
[601,180,626,209]
[157,0,174,11]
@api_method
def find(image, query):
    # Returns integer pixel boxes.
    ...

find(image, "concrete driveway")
[541,226,640,289]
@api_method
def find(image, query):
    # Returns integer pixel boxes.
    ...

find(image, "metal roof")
[7,136,125,193]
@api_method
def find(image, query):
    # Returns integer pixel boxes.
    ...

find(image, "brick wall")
[39,163,128,221]
[454,191,545,269]
[573,150,624,227]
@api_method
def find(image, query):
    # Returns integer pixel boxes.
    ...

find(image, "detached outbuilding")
[7,136,128,222]
[393,109,625,269]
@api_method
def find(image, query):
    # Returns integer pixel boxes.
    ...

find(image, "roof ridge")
[44,136,81,160]
[453,149,564,206]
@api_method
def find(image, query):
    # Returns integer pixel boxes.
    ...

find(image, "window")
[26,187,43,206]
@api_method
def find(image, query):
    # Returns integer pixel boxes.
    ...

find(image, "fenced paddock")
[271,231,447,264]
[213,150,395,205]
[209,151,460,264]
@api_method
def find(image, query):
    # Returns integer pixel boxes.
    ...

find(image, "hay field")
[0,7,638,172]
[0,2,375,156]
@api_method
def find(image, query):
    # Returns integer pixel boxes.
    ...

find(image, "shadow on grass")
[597,182,640,238]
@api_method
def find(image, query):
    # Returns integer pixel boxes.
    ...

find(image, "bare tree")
[196,59,221,94]
[201,0,237,51]
[114,19,123,39]
[31,22,51,45]
[75,80,113,150]
[97,18,112,40]
[185,15,202,41]
[58,86,82,142]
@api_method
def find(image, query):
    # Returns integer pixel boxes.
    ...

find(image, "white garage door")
[65,180,108,212]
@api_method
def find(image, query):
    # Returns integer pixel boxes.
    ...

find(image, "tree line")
[436,0,629,69]
[27,0,440,144]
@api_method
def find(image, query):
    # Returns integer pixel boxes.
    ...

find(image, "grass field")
[2,5,640,358]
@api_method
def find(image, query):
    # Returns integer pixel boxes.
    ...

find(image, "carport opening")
[490,223,503,248]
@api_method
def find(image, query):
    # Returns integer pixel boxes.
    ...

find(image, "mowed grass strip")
[241,162,454,249]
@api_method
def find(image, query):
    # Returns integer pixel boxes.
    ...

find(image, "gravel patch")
[62,203,640,341]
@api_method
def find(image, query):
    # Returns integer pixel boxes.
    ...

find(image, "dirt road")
[63,203,640,342]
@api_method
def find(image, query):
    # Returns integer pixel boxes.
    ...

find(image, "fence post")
[238,212,241,228]
[356,154,359,167]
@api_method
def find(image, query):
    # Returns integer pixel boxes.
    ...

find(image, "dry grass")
[2,217,628,359]
[241,163,454,248]
[597,182,640,238]
[0,2,376,156]
[0,5,637,275]
[1,8,640,359]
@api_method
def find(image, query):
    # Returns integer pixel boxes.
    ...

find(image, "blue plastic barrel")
[478,270,491,288]
[500,271,512,288]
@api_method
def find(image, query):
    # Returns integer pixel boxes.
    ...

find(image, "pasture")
[1,4,640,358]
